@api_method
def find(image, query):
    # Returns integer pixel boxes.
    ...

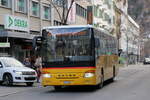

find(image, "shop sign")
[4,15,29,32]
[0,43,10,48]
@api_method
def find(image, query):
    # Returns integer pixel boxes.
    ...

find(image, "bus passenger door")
[96,55,107,83]
[106,55,113,79]
[103,55,111,80]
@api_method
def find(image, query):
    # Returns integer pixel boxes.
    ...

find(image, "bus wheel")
[96,75,104,89]
[54,86,62,91]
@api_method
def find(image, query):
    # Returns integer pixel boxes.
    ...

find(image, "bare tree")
[47,0,75,25]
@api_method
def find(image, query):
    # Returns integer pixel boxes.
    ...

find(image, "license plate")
[64,81,71,84]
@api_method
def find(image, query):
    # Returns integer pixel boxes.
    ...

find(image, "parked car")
[0,57,37,86]
[143,57,150,64]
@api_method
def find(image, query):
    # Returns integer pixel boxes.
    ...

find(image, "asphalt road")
[0,64,150,100]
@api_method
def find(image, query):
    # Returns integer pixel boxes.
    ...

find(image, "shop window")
[0,25,4,30]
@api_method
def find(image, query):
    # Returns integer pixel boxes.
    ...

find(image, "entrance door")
[12,45,25,61]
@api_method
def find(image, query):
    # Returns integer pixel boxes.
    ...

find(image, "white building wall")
[120,14,140,55]
[91,0,115,33]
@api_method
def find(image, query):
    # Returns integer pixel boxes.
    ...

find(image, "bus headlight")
[42,74,51,78]
[84,73,94,78]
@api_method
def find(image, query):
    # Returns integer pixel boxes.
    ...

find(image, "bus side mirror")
[118,49,122,56]
[42,29,47,37]
[32,36,42,51]
[95,38,100,48]
[32,37,37,51]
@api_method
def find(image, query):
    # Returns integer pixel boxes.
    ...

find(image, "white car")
[0,57,37,86]
[143,57,150,64]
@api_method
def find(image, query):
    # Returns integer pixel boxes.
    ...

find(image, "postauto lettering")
[14,18,27,28]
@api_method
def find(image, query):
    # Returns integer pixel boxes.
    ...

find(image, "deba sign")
[4,15,29,32]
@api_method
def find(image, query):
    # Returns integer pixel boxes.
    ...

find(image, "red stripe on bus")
[42,66,95,69]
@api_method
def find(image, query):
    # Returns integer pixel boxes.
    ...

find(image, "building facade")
[0,0,90,61]
[87,0,116,35]
[144,40,150,57]
[114,0,140,64]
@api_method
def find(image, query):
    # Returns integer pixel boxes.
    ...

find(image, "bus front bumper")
[42,77,97,86]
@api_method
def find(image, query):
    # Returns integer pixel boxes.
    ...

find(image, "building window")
[53,0,67,7]
[104,0,111,9]
[94,6,98,17]
[99,9,103,18]
[43,6,50,20]
[76,4,87,19]
[17,0,27,13]
[113,16,115,24]
[104,13,111,24]
[94,5,103,18]
[0,0,11,8]
[31,1,39,17]
[54,20,63,26]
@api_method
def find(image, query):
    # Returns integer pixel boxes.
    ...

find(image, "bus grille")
[56,74,79,79]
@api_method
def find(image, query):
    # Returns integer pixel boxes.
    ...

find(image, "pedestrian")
[34,55,42,83]
[30,56,36,70]
[23,57,31,68]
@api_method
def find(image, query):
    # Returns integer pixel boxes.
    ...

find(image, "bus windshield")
[42,27,94,63]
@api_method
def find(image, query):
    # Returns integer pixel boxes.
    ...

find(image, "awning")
[0,30,36,39]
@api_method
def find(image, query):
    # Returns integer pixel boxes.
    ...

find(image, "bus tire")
[54,86,62,91]
[96,75,104,89]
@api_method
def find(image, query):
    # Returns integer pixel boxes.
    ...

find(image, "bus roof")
[43,25,116,38]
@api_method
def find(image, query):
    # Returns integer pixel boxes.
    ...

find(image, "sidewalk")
[120,62,143,67]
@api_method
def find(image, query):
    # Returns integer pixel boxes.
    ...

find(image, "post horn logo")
[8,16,13,27]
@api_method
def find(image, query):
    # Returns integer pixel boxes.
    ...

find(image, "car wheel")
[0,81,3,85]
[26,82,34,86]
[3,74,13,86]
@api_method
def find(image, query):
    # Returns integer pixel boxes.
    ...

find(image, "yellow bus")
[34,25,119,90]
